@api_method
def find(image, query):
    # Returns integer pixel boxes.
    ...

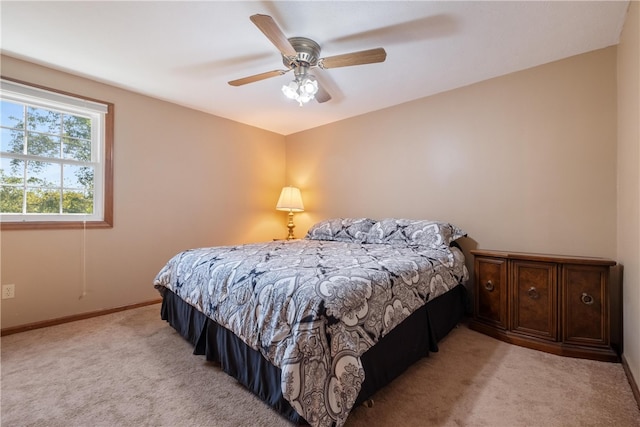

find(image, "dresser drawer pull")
[527,287,540,299]
[581,293,595,305]
[484,280,494,291]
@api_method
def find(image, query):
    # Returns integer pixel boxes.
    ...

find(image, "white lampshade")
[276,186,304,212]
[299,76,318,96]
[282,81,298,100]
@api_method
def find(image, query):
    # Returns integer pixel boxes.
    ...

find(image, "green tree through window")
[2,105,93,214]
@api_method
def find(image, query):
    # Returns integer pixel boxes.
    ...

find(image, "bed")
[154,218,469,427]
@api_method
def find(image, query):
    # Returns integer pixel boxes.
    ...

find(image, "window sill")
[0,220,113,231]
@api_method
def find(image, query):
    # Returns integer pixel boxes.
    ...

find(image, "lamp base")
[286,211,296,240]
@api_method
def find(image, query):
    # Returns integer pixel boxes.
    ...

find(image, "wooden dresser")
[469,249,619,362]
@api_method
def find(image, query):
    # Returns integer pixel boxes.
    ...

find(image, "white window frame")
[0,78,113,230]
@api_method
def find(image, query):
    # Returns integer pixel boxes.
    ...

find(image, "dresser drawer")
[510,260,558,341]
[474,256,508,330]
[562,264,609,347]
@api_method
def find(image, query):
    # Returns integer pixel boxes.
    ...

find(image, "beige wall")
[617,1,640,388]
[286,47,618,262]
[0,55,287,328]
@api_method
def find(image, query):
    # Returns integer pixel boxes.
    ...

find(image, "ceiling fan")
[228,14,387,106]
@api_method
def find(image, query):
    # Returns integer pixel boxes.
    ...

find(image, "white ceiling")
[0,1,630,136]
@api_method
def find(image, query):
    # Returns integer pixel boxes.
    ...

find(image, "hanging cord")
[79,219,88,299]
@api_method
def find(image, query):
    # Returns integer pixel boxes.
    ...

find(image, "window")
[0,78,113,230]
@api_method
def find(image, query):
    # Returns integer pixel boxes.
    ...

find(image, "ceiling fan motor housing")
[283,37,321,68]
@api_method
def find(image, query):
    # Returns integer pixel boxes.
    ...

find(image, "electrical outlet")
[2,284,15,299]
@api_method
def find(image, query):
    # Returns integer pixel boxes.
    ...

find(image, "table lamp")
[276,186,304,240]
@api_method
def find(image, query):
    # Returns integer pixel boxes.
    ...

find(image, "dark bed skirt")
[160,284,467,424]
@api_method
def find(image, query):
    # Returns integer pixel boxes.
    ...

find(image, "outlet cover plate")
[2,284,15,299]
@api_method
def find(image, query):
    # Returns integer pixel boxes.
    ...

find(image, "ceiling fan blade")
[319,48,387,69]
[250,14,297,58]
[315,85,332,103]
[228,69,288,86]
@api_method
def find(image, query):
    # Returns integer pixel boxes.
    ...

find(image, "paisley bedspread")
[154,239,468,426]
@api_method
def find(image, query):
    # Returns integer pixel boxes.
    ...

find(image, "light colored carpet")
[1,304,638,427]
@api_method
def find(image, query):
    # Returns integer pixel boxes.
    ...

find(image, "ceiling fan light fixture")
[281,75,318,106]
